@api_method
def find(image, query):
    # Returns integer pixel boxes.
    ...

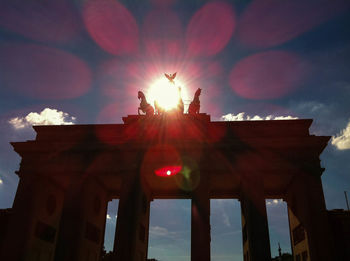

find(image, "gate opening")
[266,199,292,259]
[148,199,191,261]
[102,199,119,257]
[211,199,243,260]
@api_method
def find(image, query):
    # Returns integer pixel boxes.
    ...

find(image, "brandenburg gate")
[0,113,334,261]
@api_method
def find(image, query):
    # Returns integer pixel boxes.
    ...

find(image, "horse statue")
[138,91,154,116]
[188,88,201,115]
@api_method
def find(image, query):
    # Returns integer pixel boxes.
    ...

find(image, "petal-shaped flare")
[0,43,91,100]
[83,0,139,55]
[0,0,81,44]
[186,1,236,56]
[229,51,308,100]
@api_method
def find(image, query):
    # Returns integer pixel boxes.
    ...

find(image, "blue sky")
[0,0,350,260]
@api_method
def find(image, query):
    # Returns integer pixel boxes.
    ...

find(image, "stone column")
[286,173,335,261]
[113,172,151,261]
[54,177,108,261]
[240,172,271,261]
[0,175,64,261]
[191,172,210,261]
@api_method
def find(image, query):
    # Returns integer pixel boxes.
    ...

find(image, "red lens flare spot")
[237,0,350,49]
[83,0,139,55]
[229,51,308,100]
[155,166,182,177]
[142,144,182,178]
[0,43,92,100]
[186,1,236,57]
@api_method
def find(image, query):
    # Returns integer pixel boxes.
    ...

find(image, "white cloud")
[8,117,27,129]
[293,101,327,114]
[273,116,299,120]
[222,211,231,227]
[106,214,117,221]
[8,108,76,129]
[149,226,169,237]
[332,121,350,150]
[221,112,298,121]
[266,199,283,205]
[149,226,177,237]
[0,177,3,185]
[214,199,233,227]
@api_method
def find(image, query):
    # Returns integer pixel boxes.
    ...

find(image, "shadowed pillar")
[191,172,210,261]
[0,176,64,261]
[240,172,271,261]
[113,172,151,261]
[54,178,108,261]
[286,172,335,260]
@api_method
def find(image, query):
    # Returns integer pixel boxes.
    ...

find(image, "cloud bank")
[221,112,298,121]
[8,108,76,129]
[332,121,350,150]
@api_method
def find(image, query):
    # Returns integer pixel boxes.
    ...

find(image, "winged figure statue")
[164,72,177,83]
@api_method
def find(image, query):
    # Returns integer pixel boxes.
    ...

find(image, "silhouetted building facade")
[327,209,350,260]
[0,208,12,248]
[0,114,345,261]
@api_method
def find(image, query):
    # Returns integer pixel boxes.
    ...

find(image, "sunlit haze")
[147,77,189,111]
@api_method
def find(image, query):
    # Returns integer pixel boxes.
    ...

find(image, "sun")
[147,77,188,111]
